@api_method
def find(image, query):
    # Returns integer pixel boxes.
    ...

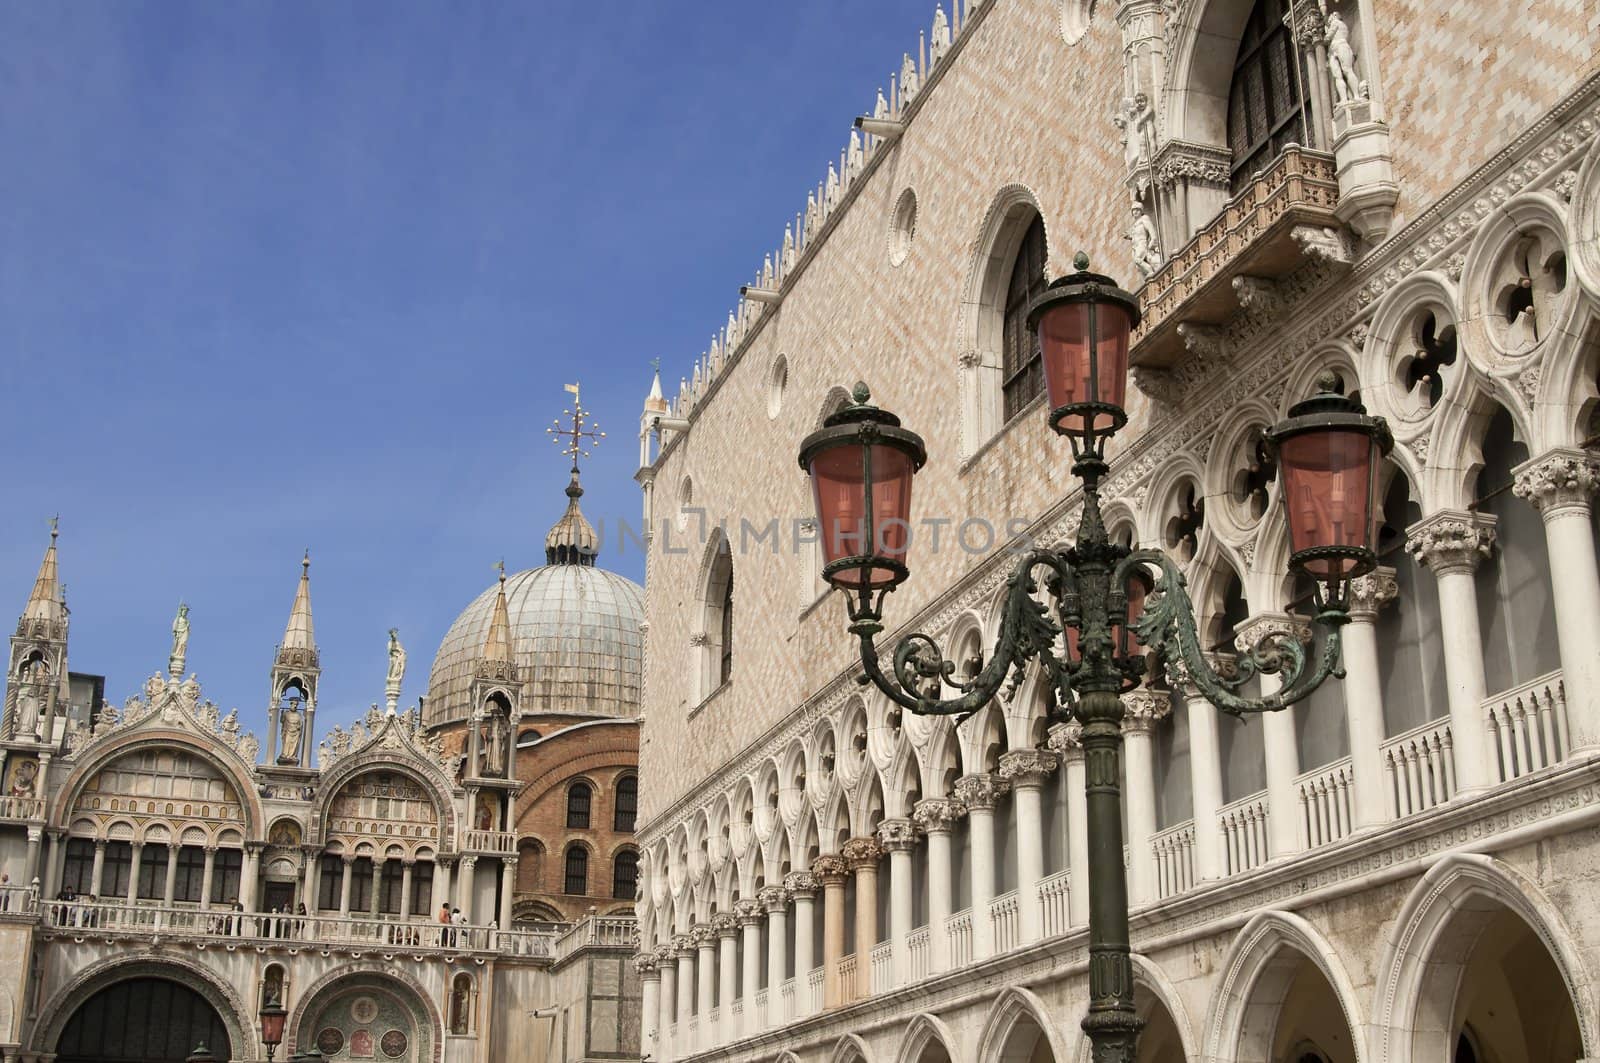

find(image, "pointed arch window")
[719,566,734,686]
[1001,215,1049,422]
[567,782,592,829]
[564,844,589,896]
[613,850,639,900]
[614,775,638,832]
[1226,0,1307,192]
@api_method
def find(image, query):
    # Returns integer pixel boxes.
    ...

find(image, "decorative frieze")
[1406,511,1498,575]
[1513,448,1600,517]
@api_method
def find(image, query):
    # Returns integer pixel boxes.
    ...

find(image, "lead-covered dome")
[424,463,645,728]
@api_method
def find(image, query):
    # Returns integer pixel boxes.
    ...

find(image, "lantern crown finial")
[1073,250,1090,271]
[1314,369,1341,394]
[852,381,871,404]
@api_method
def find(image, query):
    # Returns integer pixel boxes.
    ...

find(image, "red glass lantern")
[1065,568,1151,668]
[259,995,288,1059]
[798,383,928,591]
[1263,375,1392,583]
[1027,253,1141,444]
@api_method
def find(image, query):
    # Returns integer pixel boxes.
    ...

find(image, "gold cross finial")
[546,381,605,473]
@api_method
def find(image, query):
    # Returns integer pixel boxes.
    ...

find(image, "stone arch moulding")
[1372,851,1598,1063]
[958,184,1047,459]
[976,985,1074,1063]
[1201,909,1367,1063]
[51,730,267,838]
[830,1031,874,1063]
[896,1012,963,1063]
[286,961,446,1063]
[1066,953,1201,1063]
[311,750,457,848]
[35,951,254,1059]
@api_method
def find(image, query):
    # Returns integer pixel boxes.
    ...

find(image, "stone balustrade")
[1382,717,1456,818]
[1486,670,1569,783]
[1296,757,1356,849]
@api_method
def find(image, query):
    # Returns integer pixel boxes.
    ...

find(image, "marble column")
[200,847,218,911]
[162,845,179,906]
[1047,723,1090,926]
[1119,690,1171,904]
[1237,613,1312,858]
[498,858,516,929]
[876,819,916,985]
[813,853,849,1009]
[1516,450,1600,752]
[1344,567,1400,830]
[23,830,41,892]
[636,953,663,1062]
[912,798,962,972]
[841,837,883,1001]
[1171,657,1228,881]
[241,844,261,912]
[44,829,67,901]
[953,773,1008,958]
[89,840,106,897]
[998,750,1058,940]
[673,934,695,1034]
[735,899,763,1036]
[758,885,789,1026]
[434,857,454,916]
[338,855,354,917]
[713,913,739,1043]
[1407,510,1498,793]
[458,856,477,923]
[693,923,715,1049]
[126,842,143,905]
[783,872,817,1016]
[300,847,319,914]
[656,945,678,1061]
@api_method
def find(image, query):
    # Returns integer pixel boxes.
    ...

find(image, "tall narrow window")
[137,844,167,900]
[102,842,133,899]
[614,775,638,832]
[1001,215,1049,422]
[613,850,639,900]
[564,844,589,896]
[378,860,404,914]
[567,782,592,829]
[317,854,343,911]
[63,839,95,894]
[210,848,242,905]
[719,566,735,686]
[174,846,206,903]
[1226,0,1307,192]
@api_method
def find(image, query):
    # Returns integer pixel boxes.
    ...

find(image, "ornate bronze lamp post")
[258,993,288,1062]
[799,254,1391,1062]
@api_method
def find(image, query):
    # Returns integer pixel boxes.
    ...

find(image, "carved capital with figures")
[1120,690,1172,735]
[1514,448,1600,518]
[876,817,918,852]
[1406,510,1497,576]
[998,749,1060,787]
[953,772,1010,811]
[840,835,884,869]
[912,797,966,833]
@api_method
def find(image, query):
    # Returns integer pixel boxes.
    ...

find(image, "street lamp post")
[799,254,1391,1063]
[258,992,288,1063]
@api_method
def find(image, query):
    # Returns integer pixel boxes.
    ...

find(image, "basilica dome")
[424,471,645,727]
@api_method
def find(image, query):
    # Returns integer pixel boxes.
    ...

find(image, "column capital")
[670,933,694,956]
[243,841,265,854]
[783,870,818,897]
[811,853,849,885]
[876,817,918,852]
[734,898,764,925]
[711,912,739,937]
[1347,565,1399,621]
[340,853,357,866]
[652,944,676,966]
[1406,509,1497,575]
[1120,690,1172,735]
[460,855,478,871]
[839,836,884,870]
[633,951,662,978]
[1234,612,1311,655]
[1045,722,1084,760]
[757,885,789,913]
[1283,2,1325,46]
[953,772,1010,810]
[690,922,715,949]
[1165,652,1238,697]
[203,844,220,855]
[1514,447,1600,517]
[401,858,417,868]
[93,838,107,851]
[998,748,1060,785]
[911,797,966,833]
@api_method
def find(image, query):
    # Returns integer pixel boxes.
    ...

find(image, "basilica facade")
[0,472,645,1063]
[630,2,1600,1063]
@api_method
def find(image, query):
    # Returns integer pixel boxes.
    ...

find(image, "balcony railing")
[869,941,893,994]
[552,913,637,959]
[1487,671,1569,784]
[1220,792,1270,875]
[806,965,825,1014]
[1296,757,1356,849]
[946,908,973,968]
[462,828,516,854]
[1037,869,1072,936]
[40,898,556,957]
[0,795,44,822]
[906,925,931,983]
[989,891,1020,954]
[778,977,797,1023]
[1382,718,1455,819]
[1131,146,1341,368]
[1151,821,1196,900]
[836,955,857,999]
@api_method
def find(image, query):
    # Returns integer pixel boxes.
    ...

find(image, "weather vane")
[546,382,606,472]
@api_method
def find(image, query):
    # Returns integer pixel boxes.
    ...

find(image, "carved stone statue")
[1113,97,1140,168]
[1325,11,1365,106]
[13,662,43,740]
[387,628,407,689]
[479,710,509,777]
[931,6,952,64]
[278,698,304,765]
[169,603,191,676]
[1128,202,1163,279]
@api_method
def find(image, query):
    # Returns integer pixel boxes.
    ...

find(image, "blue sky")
[0,0,935,727]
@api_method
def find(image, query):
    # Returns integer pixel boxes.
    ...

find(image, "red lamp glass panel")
[1279,428,1378,578]
[1037,301,1131,434]
[1064,571,1149,660]
[809,443,917,588]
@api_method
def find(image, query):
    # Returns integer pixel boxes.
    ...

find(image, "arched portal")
[56,977,232,1063]
[290,969,441,1063]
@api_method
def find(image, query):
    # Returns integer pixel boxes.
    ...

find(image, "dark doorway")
[263,881,296,912]
[57,976,232,1063]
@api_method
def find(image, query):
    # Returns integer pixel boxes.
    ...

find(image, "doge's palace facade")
[631,1,1600,1062]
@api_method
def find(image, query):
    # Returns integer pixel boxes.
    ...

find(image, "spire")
[23,520,62,624]
[483,565,513,664]
[645,360,668,414]
[545,383,604,566]
[281,551,316,653]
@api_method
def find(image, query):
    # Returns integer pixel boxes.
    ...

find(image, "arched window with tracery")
[614,775,638,832]
[1001,215,1049,422]
[696,533,735,702]
[564,844,589,896]
[1226,0,1307,192]
[566,782,592,829]
[612,849,639,899]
